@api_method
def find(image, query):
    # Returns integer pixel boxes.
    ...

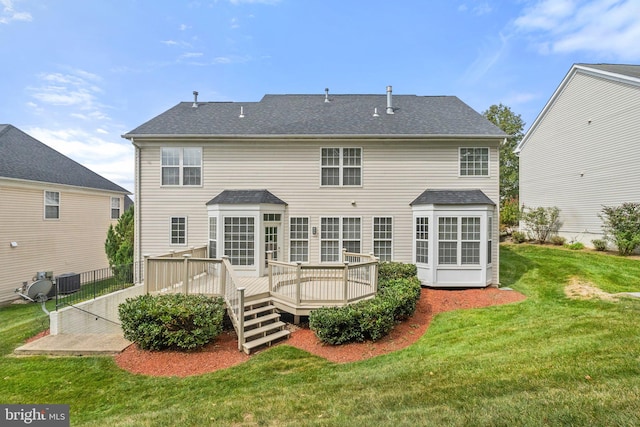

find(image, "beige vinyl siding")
[520,71,640,244]
[0,180,123,304]
[136,138,499,283]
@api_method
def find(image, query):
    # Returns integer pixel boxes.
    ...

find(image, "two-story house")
[123,87,505,288]
[0,125,131,304]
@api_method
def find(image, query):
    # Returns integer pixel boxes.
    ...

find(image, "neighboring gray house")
[516,64,640,247]
[0,125,131,304]
[123,87,506,288]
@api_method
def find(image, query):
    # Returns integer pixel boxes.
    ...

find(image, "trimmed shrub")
[310,265,422,345]
[512,231,527,243]
[592,239,607,251]
[309,305,364,345]
[378,262,417,282]
[119,294,225,351]
[520,205,561,243]
[550,235,566,246]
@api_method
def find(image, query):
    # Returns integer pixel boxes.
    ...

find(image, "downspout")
[134,139,142,283]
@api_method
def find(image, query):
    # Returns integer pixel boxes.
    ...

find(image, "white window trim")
[319,216,362,263]
[437,215,482,266]
[414,216,429,265]
[223,216,256,267]
[44,190,60,220]
[459,147,490,177]
[208,217,217,258]
[170,216,188,246]
[160,147,203,187]
[320,147,363,187]
[372,216,393,261]
[289,216,310,263]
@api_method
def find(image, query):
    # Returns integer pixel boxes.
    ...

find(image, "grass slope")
[1,244,639,426]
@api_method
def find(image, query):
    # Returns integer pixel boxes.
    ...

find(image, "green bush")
[378,262,417,281]
[550,235,566,246]
[565,242,585,250]
[592,239,607,251]
[119,294,225,351]
[599,203,640,256]
[310,266,422,345]
[520,205,561,243]
[512,231,527,243]
[500,197,520,228]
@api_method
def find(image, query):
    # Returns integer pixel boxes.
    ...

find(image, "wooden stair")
[241,297,290,354]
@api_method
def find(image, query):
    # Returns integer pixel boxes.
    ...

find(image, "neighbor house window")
[415,217,429,264]
[161,147,202,186]
[224,217,255,266]
[44,191,60,219]
[321,148,361,186]
[289,217,309,263]
[209,217,217,258]
[460,147,489,176]
[461,217,481,265]
[438,217,458,265]
[170,217,187,245]
[320,217,361,262]
[373,217,393,261]
[111,197,121,219]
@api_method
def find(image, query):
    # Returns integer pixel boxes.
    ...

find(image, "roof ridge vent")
[239,106,245,118]
[386,86,394,114]
[192,91,198,108]
[324,88,330,103]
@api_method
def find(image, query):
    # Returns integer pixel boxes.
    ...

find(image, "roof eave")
[123,133,505,141]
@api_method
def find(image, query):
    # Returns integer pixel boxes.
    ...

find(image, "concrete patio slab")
[14,334,132,356]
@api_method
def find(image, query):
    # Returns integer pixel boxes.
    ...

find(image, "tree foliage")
[482,104,524,203]
[599,203,640,256]
[105,205,134,280]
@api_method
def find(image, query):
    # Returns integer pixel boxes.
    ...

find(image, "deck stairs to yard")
[240,296,290,354]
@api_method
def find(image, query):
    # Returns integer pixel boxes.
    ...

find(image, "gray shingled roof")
[206,189,287,205]
[124,93,506,137]
[410,189,495,206]
[577,63,640,79]
[0,124,130,193]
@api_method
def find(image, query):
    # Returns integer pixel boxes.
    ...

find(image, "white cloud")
[228,0,281,4]
[462,32,510,83]
[181,52,204,58]
[0,0,32,24]
[161,40,179,46]
[514,0,640,59]
[230,17,240,28]
[26,127,134,191]
[458,1,492,15]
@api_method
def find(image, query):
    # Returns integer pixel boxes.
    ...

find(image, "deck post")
[237,287,245,352]
[296,262,302,305]
[143,254,150,294]
[267,251,273,293]
[183,254,191,295]
[372,256,379,294]
[220,256,228,296]
[343,261,349,303]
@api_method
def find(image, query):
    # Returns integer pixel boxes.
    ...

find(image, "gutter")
[121,133,507,140]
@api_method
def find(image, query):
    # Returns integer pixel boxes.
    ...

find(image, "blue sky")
[2,0,640,193]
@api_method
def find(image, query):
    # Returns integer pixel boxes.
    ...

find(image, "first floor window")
[320,217,361,262]
[438,217,458,265]
[373,217,393,261]
[487,216,493,265]
[290,217,309,263]
[111,197,121,219]
[224,217,255,266]
[171,217,186,245]
[209,217,217,258]
[415,217,429,264]
[44,191,60,219]
[461,217,481,265]
[161,147,202,186]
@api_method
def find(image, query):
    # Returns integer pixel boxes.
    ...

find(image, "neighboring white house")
[123,87,505,288]
[0,125,131,304]
[516,64,640,246]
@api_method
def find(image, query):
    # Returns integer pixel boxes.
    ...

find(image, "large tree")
[482,104,524,203]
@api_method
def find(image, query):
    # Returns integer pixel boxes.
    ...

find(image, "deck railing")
[268,251,378,306]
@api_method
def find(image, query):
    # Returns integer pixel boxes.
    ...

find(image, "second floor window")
[161,147,202,186]
[44,191,60,219]
[321,148,361,186]
[460,147,489,176]
[111,197,121,219]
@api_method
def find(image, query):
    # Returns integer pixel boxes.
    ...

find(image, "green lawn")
[1,244,640,426]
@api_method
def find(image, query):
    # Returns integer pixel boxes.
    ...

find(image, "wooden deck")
[237,276,270,297]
